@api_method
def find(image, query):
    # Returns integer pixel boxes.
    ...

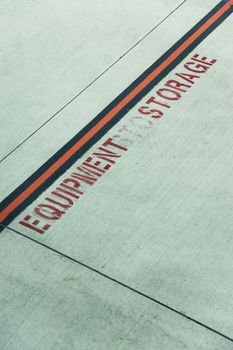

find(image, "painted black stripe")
[0,1,232,230]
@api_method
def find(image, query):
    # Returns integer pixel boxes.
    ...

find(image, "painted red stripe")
[0,2,230,223]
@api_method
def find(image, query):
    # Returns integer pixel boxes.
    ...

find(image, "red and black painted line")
[0,0,232,231]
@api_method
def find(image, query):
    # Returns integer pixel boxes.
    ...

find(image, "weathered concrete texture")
[0,0,219,200]
[0,230,232,350]
[0,0,183,160]
[9,4,233,339]
[1,0,233,348]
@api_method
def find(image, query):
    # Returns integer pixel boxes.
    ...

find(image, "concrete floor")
[1,0,233,349]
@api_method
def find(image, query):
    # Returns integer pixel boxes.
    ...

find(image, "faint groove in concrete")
[0,0,187,164]
[1,223,233,344]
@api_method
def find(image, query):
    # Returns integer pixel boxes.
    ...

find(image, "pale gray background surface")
[1,0,233,348]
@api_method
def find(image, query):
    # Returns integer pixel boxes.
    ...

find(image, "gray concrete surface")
[1,0,233,348]
[0,0,183,160]
[0,0,218,199]
[0,230,232,349]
